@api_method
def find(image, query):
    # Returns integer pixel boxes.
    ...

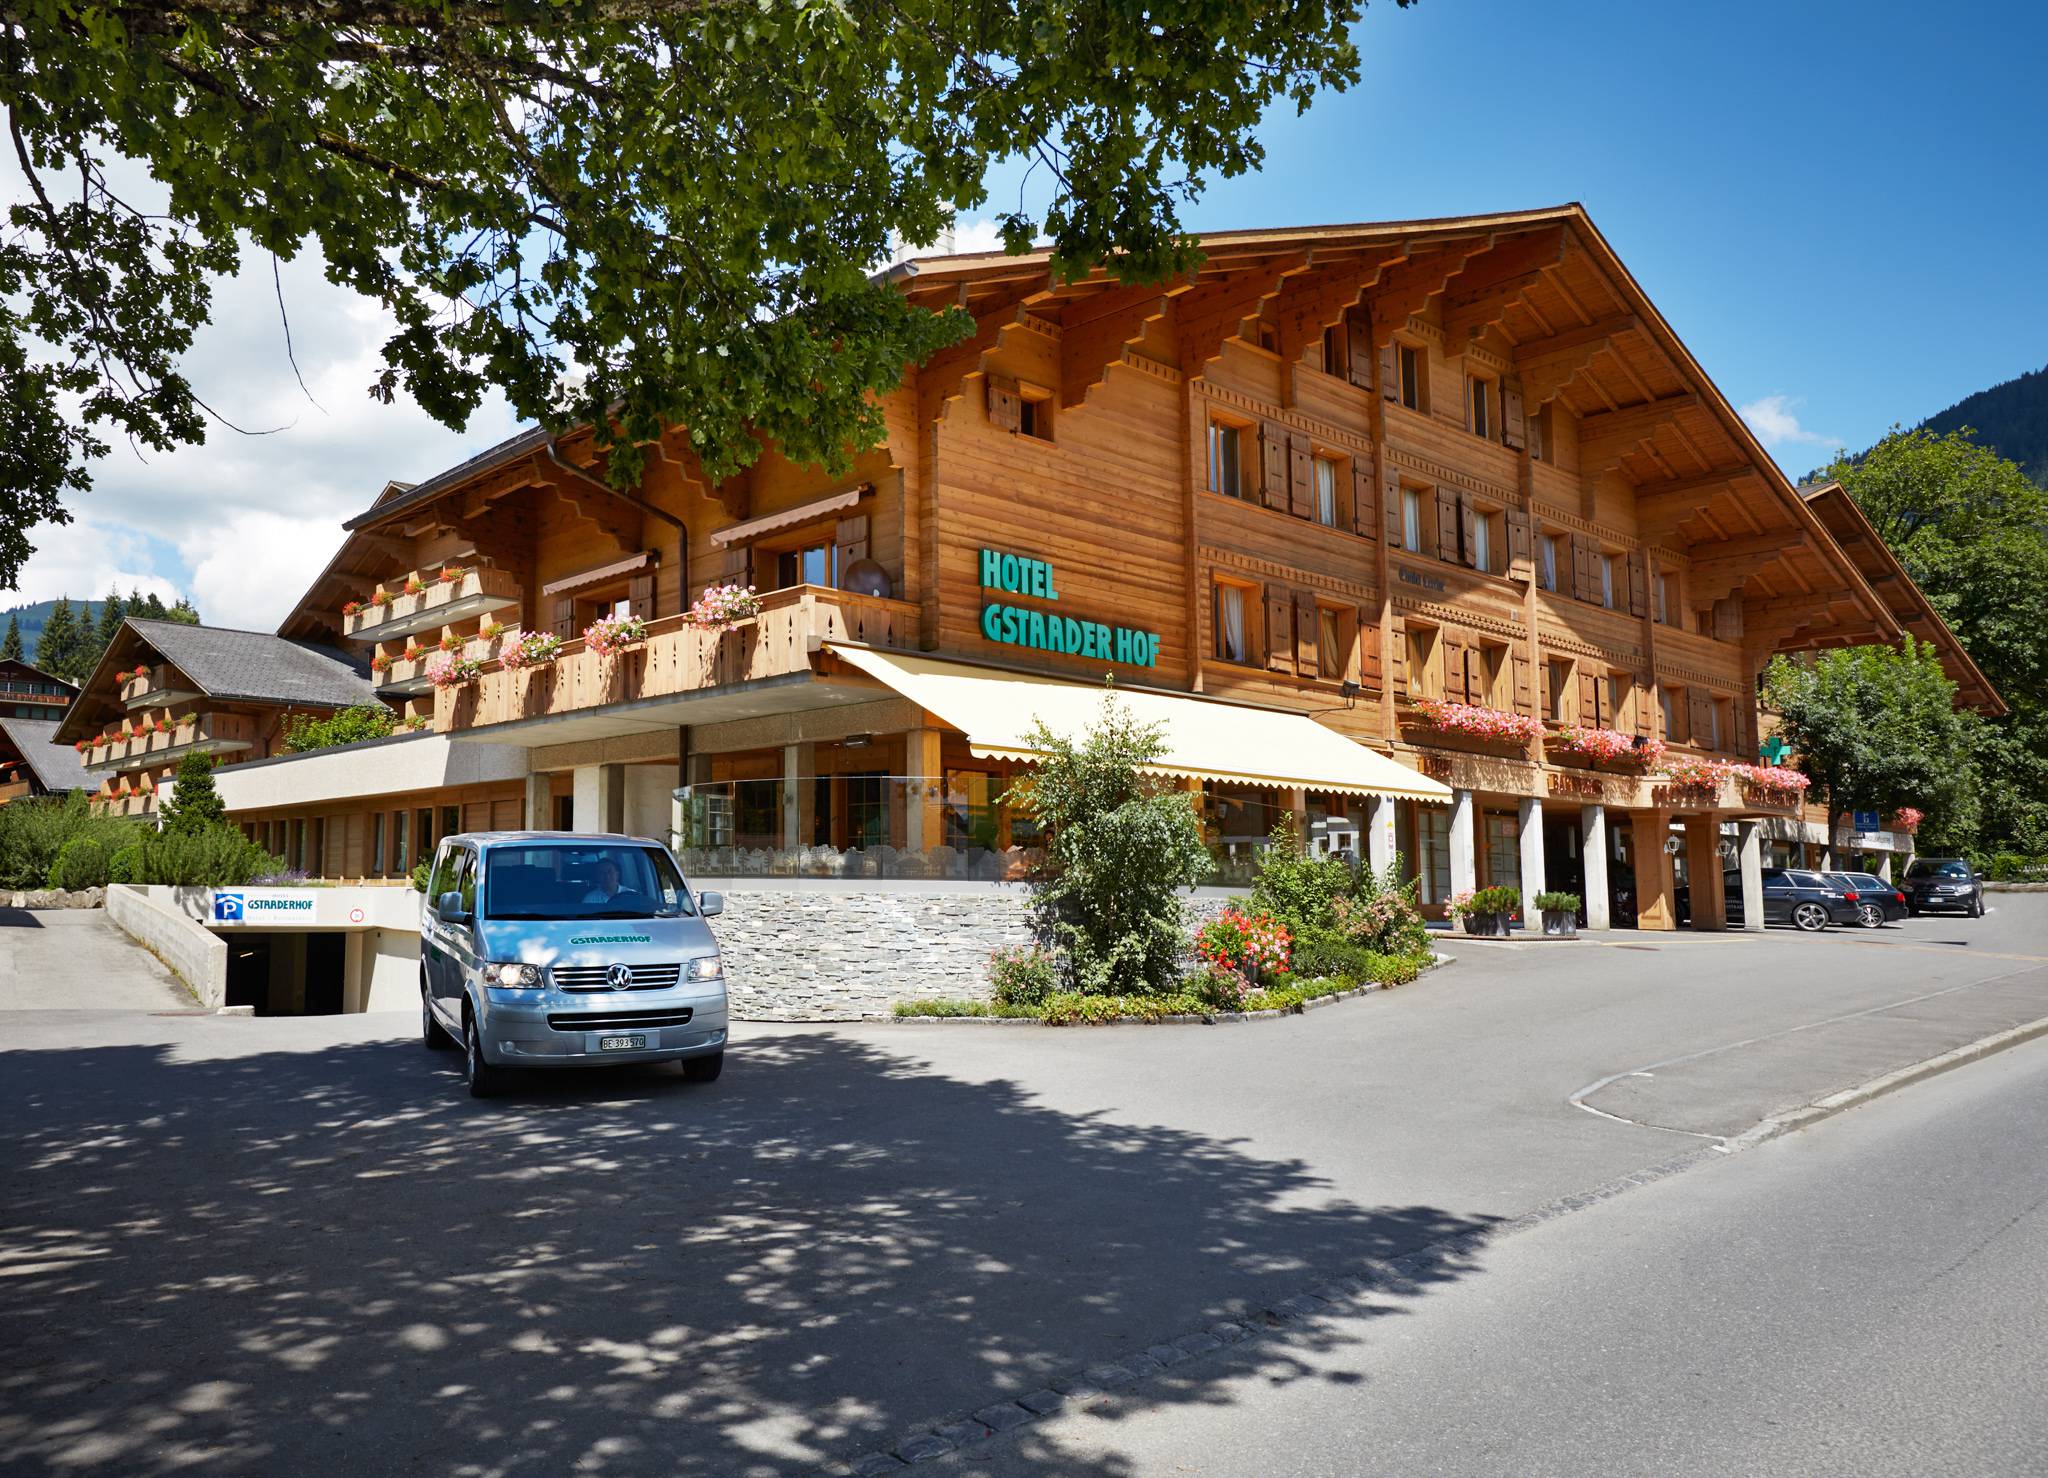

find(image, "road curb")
[1727,1012,2048,1153]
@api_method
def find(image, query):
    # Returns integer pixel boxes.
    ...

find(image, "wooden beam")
[1577,392,1700,470]
[1056,281,1183,409]
[1439,227,1568,345]
[1516,314,1640,406]
[1175,252,1311,372]
[1685,528,1802,566]
[1366,240,1493,340]
[1270,250,1406,368]
[1633,468,1767,532]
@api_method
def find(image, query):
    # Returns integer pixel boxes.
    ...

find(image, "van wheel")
[464,1009,507,1098]
[1792,902,1829,933]
[422,988,454,1050]
[681,1051,724,1084]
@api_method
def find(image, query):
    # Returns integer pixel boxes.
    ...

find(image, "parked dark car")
[1901,857,1986,917]
[1724,867,1861,932]
[1827,871,1910,928]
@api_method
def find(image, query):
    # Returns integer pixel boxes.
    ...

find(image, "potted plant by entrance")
[1450,885,1520,937]
[1533,890,1582,937]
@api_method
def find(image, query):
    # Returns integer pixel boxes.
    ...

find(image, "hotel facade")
[61,207,2001,931]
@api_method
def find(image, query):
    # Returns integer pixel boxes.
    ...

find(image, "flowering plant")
[403,575,425,596]
[1551,726,1664,767]
[499,629,564,671]
[583,612,648,656]
[131,665,149,680]
[478,620,507,642]
[342,600,363,617]
[74,740,88,753]
[1411,696,1546,744]
[426,653,482,688]
[1192,964,1252,1011]
[401,642,424,663]
[368,586,392,608]
[1893,806,1924,833]
[1194,905,1291,982]
[404,714,430,731]
[369,653,392,674]
[1658,754,1733,791]
[1448,885,1521,919]
[153,715,171,733]
[438,566,466,583]
[684,583,762,634]
[437,634,457,653]
[1732,764,1810,801]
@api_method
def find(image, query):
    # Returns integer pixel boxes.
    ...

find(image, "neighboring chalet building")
[53,619,380,820]
[0,716,90,803]
[197,205,1995,929]
[0,657,78,721]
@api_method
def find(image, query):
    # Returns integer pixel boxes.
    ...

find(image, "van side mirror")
[697,890,724,917]
[437,890,470,924]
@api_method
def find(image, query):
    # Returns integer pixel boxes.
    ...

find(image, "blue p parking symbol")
[213,893,245,922]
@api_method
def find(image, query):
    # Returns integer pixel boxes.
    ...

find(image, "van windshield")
[483,843,695,920]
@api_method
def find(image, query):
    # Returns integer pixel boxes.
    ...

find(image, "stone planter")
[1540,909,1578,937]
[1461,911,1512,937]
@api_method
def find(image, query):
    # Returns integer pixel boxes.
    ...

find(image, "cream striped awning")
[827,645,1450,802]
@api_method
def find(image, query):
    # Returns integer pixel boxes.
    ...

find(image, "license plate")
[599,1034,647,1051]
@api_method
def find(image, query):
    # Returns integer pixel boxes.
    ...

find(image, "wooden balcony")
[344,567,522,643]
[0,778,33,803]
[435,585,917,734]
[119,664,201,709]
[86,712,257,773]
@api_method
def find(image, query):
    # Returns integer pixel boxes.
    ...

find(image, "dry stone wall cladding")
[706,888,1039,1020]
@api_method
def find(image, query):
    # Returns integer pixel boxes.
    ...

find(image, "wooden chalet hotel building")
[79,205,1996,930]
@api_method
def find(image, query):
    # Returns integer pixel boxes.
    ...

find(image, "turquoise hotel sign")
[978,548,1162,668]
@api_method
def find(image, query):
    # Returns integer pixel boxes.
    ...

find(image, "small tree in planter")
[1448,884,1520,936]
[1533,890,1582,937]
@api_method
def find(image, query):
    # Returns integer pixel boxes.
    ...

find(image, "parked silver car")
[419,832,729,1097]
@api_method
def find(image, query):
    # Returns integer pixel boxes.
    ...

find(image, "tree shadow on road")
[0,1030,1497,1475]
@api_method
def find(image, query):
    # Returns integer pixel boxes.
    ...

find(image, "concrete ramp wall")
[106,885,229,1009]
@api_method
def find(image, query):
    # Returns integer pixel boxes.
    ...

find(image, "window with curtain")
[1317,607,1343,679]
[1599,553,1617,609]
[1655,570,1671,624]
[1539,534,1559,592]
[1313,456,1338,526]
[1472,512,1492,574]
[1402,488,1423,552]
[1213,582,1249,664]
[1468,375,1491,439]
[1417,807,1451,903]
[1207,421,1242,497]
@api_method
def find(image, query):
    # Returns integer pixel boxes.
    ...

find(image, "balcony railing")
[344,567,522,643]
[85,711,257,773]
[435,585,918,733]
[0,778,33,803]
[119,664,201,709]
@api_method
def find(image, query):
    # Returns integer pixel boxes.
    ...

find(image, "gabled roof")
[54,619,379,744]
[0,657,78,693]
[1797,482,2006,716]
[0,716,90,793]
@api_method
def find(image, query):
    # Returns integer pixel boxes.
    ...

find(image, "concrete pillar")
[1516,797,1546,907]
[1634,808,1677,931]
[1367,794,1397,877]
[1449,788,1478,900]
[1581,804,1611,929]
[1683,814,1726,930]
[781,743,803,850]
[1877,852,1893,883]
[524,771,552,831]
[572,763,626,833]
[1736,819,1765,933]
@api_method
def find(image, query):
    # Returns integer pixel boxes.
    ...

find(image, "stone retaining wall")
[3,888,105,910]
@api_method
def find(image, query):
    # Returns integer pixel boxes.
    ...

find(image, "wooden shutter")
[551,597,576,640]
[1435,487,1462,563]
[834,514,870,572]
[1626,552,1648,617]
[1264,585,1294,673]
[987,374,1022,432]
[1513,655,1533,715]
[1577,669,1600,727]
[1690,691,1715,746]
[1568,535,1593,601]
[1352,461,1379,539]
[1288,433,1314,519]
[1346,310,1374,390]
[1458,497,1479,570]
[628,572,655,621]
[1360,612,1383,687]
[1259,422,1289,509]
[1502,381,1528,451]
[1634,675,1655,736]
[1294,592,1319,678]
[1712,595,1744,642]
[1437,635,1465,704]
[1379,342,1400,402]
[1385,474,1406,546]
[1540,659,1556,719]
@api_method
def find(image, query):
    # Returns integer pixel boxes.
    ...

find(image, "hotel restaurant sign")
[977,547,1163,668]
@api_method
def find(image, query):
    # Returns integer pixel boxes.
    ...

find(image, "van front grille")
[546,1007,696,1032]
[551,963,684,992]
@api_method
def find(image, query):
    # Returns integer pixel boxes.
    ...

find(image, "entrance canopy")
[828,646,1452,802]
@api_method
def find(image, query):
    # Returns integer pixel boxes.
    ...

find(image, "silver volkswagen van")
[419,832,729,1097]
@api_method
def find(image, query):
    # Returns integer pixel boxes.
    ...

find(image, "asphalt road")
[0,897,2042,1475]
[939,1029,2048,1478]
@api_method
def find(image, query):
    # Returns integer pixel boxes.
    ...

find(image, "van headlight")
[484,961,542,987]
[687,955,724,982]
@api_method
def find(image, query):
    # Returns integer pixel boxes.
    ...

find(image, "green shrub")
[894,998,992,1018]
[1248,817,1354,931]
[282,703,398,753]
[1368,953,1430,987]
[128,825,286,886]
[988,944,1057,1009]
[47,836,109,891]
[410,859,433,893]
[1329,862,1430,956]
[1287,924,1379,985]
[158,753,227,833]
[108,843,144,884]
[1533,890,1582,913]
[0,793,142,889]
[1453,884,1521,917]
[1003,690,1213,996]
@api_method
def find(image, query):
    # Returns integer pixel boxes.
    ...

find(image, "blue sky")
[10,0,2044,627]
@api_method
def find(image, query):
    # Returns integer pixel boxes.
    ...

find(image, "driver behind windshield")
[582,857,626,904]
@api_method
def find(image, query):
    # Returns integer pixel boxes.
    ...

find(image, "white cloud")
[1739,394,1839,450]
[4,151,523,631]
